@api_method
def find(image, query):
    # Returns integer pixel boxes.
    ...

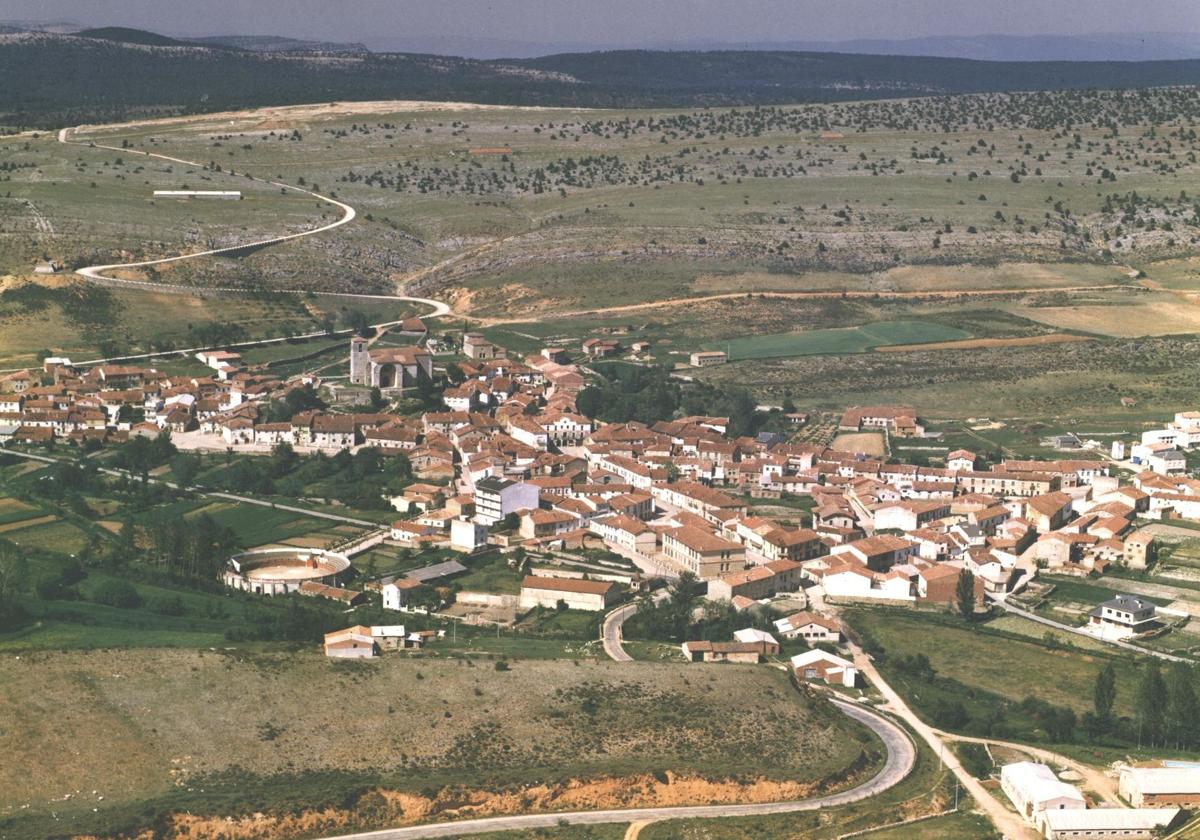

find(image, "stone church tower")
[349,336,369,385]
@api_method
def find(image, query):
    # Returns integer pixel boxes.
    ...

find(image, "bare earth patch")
[1013,299,1200,337]
[831,432,887,456]
[875,333,1092,353]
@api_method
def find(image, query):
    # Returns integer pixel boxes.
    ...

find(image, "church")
[349,337,433,391]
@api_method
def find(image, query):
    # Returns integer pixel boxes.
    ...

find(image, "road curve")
[601,601,640,662]
[55,125,450,319]
[319,699,915,840]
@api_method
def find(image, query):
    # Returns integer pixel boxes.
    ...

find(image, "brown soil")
[0,513,57,533]
[156,768,872,840]
[874,333,1093,353]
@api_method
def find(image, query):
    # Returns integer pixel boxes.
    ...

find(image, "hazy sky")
[9,0,1200,47]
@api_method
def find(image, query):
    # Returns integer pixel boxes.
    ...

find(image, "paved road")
[990,596,1191,663]
[601,600,641,662]
[319,699,915,840]
[35,124,451,374]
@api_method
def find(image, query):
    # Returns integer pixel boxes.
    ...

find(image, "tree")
[575,386,604,419]
[1165,662,1198,749]
[171,452,201,487]
[956,568,977,622]
[0,541,29,631]
[1136,661,1168,747]
[344,309,371,337]
[1094,662,1117,727]
[92,578,141,609]
[445,362,465,385]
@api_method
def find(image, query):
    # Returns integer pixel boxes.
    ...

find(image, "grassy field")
[0,651,876,839]
[845,609,1137,718]
[0,276,422,368]
[860,811,998,839]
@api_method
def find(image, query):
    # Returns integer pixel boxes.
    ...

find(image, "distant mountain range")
[360,31,1200,62]
[1,26,1199,129]
[4,19,1200,61]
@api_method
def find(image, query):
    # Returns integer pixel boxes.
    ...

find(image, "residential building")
[774,611,840,644]
[1089,594,1156,635]
[474,476,541,526]
[662,525,746,579]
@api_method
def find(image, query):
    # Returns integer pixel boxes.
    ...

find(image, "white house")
[450,517,488,552]
[774,611,841,644]
[381,578,422,611]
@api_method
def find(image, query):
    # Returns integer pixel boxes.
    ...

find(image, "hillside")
[0,650,876,839]
[2,28,1199,128]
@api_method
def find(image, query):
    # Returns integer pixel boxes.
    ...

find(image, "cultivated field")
[0,650,877,839]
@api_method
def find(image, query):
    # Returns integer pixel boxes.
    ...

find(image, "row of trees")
[1094,660,1200,750]
[575,362,794,438]
[114,510,238,583]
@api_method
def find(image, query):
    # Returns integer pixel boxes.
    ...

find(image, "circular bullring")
[223,547,352,596]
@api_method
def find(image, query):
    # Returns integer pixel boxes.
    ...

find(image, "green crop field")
[711,319,971,360]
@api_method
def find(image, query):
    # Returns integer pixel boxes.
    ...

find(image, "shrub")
[92,579,141,609]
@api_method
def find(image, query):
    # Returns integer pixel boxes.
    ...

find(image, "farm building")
[518,575,619,612]
[999,762,1085,822]
[323,626,378,659]
[790,649,858,687]
[1119,766,1200,808]
[1039,808,1179,840]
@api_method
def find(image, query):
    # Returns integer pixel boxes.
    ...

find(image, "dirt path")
[934,731,1121,806]
[845,642,1038,840]
[624,820,653,839]
[478,284,1131,325]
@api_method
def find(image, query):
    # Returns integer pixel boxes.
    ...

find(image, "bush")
[92,579,142,609]
[150,595,185,616]
[956,742,993,778]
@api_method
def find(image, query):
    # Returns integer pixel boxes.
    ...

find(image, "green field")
[711,320,971,360]
[846,609,1137,719]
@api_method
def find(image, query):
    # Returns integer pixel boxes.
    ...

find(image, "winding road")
[54,123,450,359]
[54,114,926,840]
[320,699,915,840]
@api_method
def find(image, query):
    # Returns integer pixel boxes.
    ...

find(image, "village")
[4,321,1200,839]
